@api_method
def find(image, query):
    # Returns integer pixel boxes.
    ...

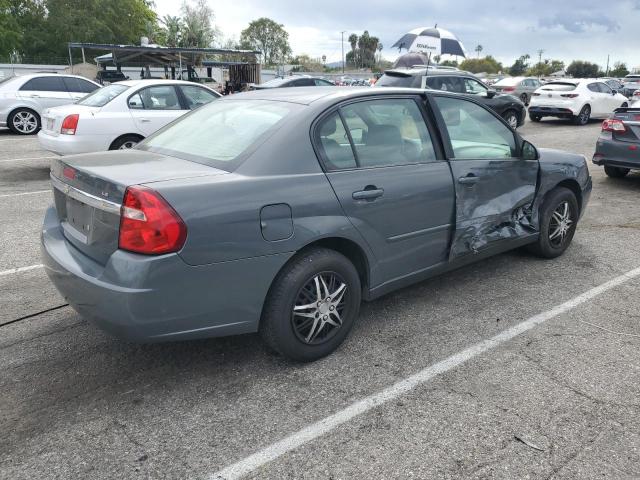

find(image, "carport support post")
[81,48,86,64]
[68,45,73,73]
[179,53,182,79]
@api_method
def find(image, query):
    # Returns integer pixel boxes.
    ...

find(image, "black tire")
[502,110,519,129]
[109,134,143,150]
[529,112,542,122]
[8,108,40,135]
[520,93,528,105]
[260,248,361,362]
[528,187,579,259]
[604,166,630,178]
[573,105,590,125]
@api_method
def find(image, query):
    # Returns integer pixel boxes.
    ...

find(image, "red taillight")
[602,118,626,133]
[118,186,187,255]
[560,93,579,98]
[503,86,515,92]
[60,114,79,135]
[63,166,76,180]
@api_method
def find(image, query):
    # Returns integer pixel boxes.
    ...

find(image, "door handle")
[140,118,151,123]
[458,174,479,185]
[352,186,384,201]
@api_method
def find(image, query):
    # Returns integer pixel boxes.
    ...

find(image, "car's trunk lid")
[42,104,100,137]
[50,150,227,264]
[611,108,640,143]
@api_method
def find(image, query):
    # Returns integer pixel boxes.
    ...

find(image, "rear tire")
[529,113,542,122]
[109,135,143,150]
[528,187,579,259]
[8,108,40,135]
[520,93,528,105]
[573,105,590,125]
[604,166,630,178]
[502,110,519,129]
[260,248,361,362]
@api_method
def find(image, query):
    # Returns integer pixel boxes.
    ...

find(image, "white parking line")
[0,190,50,198]
[210,266,640,480]
[0,264,44,277]
[0,156,56,163]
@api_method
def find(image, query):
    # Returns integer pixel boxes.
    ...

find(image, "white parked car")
[0,73,100,134]
[528,79,629,125]
[37,80,221,154]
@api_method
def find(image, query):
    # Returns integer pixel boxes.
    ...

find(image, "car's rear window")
[77,84,128,107]
[494,77,521,86]
[376,73,420,88]
[140,100,295,170]
[539,82,577,91]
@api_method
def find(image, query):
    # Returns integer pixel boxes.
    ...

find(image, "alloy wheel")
[291,272,347,345]
[549,201,573,247]
[118,140,138,149]
[578,106,590,125]
[12,111,38,134]
[506,113,518,129]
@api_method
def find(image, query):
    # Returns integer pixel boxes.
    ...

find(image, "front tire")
[109,135,143,150]
[520,93,528,105]
[528,187,579,259]
[573,105,590,125]
[260,248,361,362]
[604,166,630,178]
[8,108,40,135]
[529,112,542,122]
[502,110,519,129]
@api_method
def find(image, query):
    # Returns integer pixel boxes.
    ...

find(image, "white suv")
[0,73,100,134]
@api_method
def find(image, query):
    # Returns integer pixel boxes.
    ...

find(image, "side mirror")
[521,140,538,160]
[486,89,497,99]
[612,90,618,95]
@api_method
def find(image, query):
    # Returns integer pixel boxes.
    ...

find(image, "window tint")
[293,78,315,87]
[376,73,421,88]
[315,79,334,86]
[63,77,98,93]
[142,100,294,169]
[317,112,357,170]
[587,83,600,93]
[129,85,181,110]
[598,82,612,94]
[179,85,218,109]
[464,78,487,94]
[20,76,66,92]
[78,84,127,107]
[338,98,437,168]
[425,76,464,93]
[434,96,516,159]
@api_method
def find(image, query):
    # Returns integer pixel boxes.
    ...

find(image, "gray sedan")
[41,87,592,361]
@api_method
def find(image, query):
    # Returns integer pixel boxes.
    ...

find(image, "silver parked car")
[42,87,591,362]
[492,77,543,105]
[0,73,100,135]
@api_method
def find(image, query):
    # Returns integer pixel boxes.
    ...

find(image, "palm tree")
[475,44,483,58]
[377,43,383,65]
[161,15,184,48]
[348,33,358,67]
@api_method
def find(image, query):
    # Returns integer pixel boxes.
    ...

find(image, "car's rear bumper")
[37,131,111,156]
[529,106,576,118]
[41,206,292,342]
[593,136,640,170]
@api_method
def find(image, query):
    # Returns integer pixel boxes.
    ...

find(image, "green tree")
[159,15,184,47]
[609,61,629,78]
[345,30,379,69]
[439,59,459,68]
[459,55,503,74]
[0,0,22,56]
[527,59,564,77]
[474,44,483,58]
[179,0,218,48]
[290,54,323,72]
[509,54,530,76]
[240,17,291,66]
[566,60,601,78]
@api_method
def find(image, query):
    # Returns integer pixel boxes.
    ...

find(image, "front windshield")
[141,99,296,170]
[77,84,128,107]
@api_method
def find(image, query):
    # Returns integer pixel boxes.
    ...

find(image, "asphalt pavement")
[1,116,639,480]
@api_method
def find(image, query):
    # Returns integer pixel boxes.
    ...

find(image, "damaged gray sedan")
[42,87,592,362]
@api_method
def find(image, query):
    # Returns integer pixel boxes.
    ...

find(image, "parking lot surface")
[1,118,639,479]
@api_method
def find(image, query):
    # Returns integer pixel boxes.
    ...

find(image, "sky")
[154,0,640,70]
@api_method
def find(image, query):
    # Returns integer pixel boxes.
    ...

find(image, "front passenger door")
[128,85,186,136]
[432,95,539,258]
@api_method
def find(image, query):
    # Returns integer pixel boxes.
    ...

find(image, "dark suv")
[95,70,129,85]
[376,67,526,128]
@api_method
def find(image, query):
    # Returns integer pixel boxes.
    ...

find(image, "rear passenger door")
[18,76,73,109]
[431,95,539,258]
[177,85,219,109]
[127,85,186,136]
[62,76,99,101]
[316,96,455,283]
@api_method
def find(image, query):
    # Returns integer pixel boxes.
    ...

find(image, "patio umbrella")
[392,27,466,58]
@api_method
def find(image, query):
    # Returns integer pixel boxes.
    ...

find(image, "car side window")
[598,82,612,94]
[293,78,315,87]
[316,112,357,170]
[339,98,437,167]
[62,77,98,93]
[20,76,66,92]
[434,96,517,160]
[587,83,600,93]
[426,76,464,93]
[129,86,181,110]
[464,78,488,94]
[179,85,218,109]
[315,79,333,86]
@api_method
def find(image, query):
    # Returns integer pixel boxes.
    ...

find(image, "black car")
[376,67,526,128]
[95,70,129,85]
[593,106,640,178]
[253,76,335,89]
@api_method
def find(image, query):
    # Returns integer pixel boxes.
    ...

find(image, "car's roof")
[115,79,213,88]
[384,67,476,78]
[226,86,433,106]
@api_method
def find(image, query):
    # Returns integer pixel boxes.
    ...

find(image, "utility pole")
[341,31,346,74]
[537,49,544,65]
[606,54,610,76]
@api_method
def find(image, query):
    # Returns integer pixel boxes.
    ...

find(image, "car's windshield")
[540,82,577,91]
[140,100,296,170]
[77,84,128,107]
